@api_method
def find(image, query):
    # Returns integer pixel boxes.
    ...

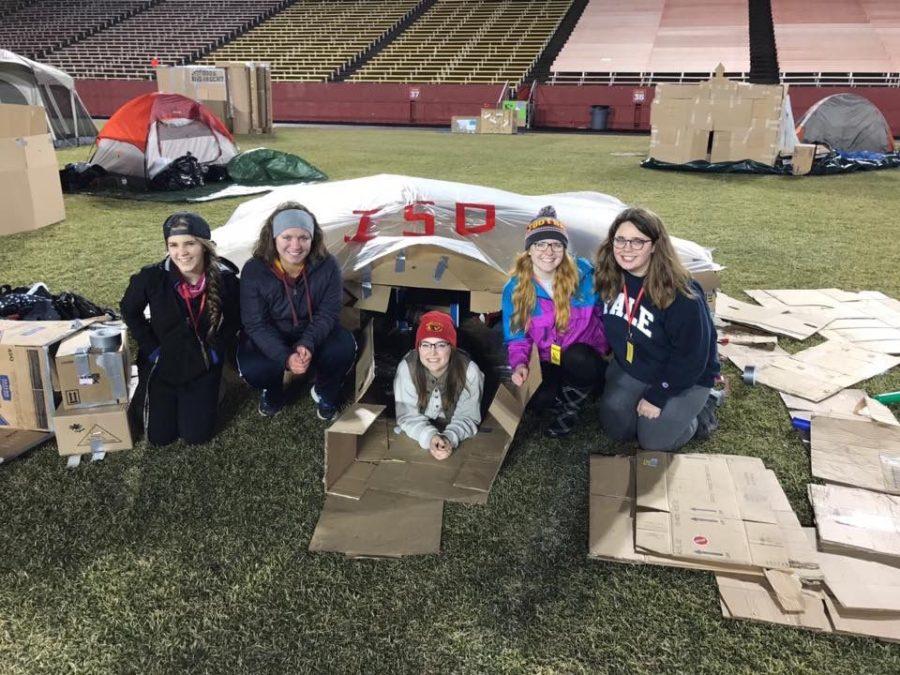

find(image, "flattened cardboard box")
[808,483,900,562]
[810,415,900,494]
[0,318,102,431]
[0,104,65,236]
[54,402,132,456]
[633,451,816,572]
[55,328,130,410]
[588,455,817,578]
[0,428,51,464]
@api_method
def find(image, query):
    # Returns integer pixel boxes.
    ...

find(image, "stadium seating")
[37,0,290,80]
[0,0,156,59]
[348,0,573,85]
[200,0,424,82]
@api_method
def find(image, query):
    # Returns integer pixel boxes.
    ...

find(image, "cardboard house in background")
[649,65,796,166]
[157,63,273,135]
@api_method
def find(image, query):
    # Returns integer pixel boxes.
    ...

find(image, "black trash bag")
[641,157,790,175]
[809,150,900,175]
[59,162,110,192]
[53,292,117,320]
[0,284,116,321]
[0,292,59,320]
[203,164,230,183]
[149,152,205,191]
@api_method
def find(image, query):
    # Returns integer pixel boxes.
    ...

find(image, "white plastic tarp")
[213,174,721,281]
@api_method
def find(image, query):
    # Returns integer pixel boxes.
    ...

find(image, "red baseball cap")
[416,311,457,348]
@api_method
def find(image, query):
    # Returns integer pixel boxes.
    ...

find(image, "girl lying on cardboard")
[393,311,485,461]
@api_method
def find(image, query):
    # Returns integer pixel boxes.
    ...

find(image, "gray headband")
[272,209,315,239]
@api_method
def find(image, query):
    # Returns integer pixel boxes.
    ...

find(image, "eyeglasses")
[531,241,565,252]
[419,341,451,352]
[612,236,652,250]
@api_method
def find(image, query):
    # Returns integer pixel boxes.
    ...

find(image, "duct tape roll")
[742,365,757,386]
[89,327,122,353]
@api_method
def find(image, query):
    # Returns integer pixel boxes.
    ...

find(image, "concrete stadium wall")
[75,79,900,136]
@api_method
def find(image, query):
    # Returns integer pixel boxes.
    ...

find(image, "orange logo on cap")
[426,321,443,332]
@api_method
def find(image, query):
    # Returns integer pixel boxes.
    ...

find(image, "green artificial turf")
[1,127,898,673]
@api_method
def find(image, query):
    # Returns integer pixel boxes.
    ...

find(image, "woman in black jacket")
[238,202,355,421]
[121,212,241,446]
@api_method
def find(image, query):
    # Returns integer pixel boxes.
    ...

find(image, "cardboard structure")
[588,454,818,577]
[55,328,130,410]
[0,428,51,464]
[810,415,900,494]
[809,483,900,561]
[0,103,65,236]
[0,318,100,431]
[649,65,795,166]
[214,62,273,135]
[478,108,516,135]
[781,389,898,427]
[791,143,816,175]
[310,321,542,557]
[158,63,272,135]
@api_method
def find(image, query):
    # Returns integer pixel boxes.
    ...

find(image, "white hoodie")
[393,355,484,449]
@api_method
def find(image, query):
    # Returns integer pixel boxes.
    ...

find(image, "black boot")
[546,384,591,438]
[693,390,724,441]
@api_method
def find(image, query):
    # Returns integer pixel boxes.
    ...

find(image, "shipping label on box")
[55,329,130,410]
[54,402,133,456]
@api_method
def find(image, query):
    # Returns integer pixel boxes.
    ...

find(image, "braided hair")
[198,238,224,341]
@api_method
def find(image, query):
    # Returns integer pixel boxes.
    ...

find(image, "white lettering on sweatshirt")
[607,292,655,339]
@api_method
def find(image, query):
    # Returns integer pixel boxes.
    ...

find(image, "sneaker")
[258,388,284,417]
[310,386,338,422]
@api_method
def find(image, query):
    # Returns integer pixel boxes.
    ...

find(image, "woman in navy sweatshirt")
[594,207,720,452]
[238,202,355,421]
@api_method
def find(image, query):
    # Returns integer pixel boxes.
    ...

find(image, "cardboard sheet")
[754,341,900,402]
[715,292,828,340]
[781,390,898,427]
[809,483,900,561]
[803,528,900,613]
[309,490,443,558]
[633,452,816,571]
[0,428,51,464]
[716,574,832,631]
[810,416,900,493]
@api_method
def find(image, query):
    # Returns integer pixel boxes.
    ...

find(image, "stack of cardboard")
[649,65,790,166]
[0,103,65,236]
[478,108,516,135]
[157,63,273,135]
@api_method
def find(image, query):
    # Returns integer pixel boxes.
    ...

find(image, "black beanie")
[524,205,568,250]
[163,212,211,241]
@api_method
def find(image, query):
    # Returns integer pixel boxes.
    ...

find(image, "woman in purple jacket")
[501,206,609,437]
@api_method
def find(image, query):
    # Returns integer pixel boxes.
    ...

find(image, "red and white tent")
[91,92,237,180]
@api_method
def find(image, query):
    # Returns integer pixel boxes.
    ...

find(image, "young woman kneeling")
[393,311,484,461]
[595,207,720,452]
[238,202,356,421]
[502,206,609,437]
[121,212,240,446]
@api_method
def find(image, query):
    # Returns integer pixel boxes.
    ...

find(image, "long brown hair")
[252,201,328,266]
[508,251,580,334]
[594,207,693,309]
[411,347,470,414]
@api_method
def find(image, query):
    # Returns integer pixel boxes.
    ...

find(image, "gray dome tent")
[796,93,895,153]
[0,49,97,147]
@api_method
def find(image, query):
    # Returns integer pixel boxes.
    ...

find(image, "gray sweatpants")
[597,359,711,452]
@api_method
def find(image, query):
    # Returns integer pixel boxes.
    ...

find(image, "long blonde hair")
[508,251,580,334]
[595,207,693,309]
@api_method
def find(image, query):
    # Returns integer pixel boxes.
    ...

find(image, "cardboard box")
[792,142,816,175]
[811,415,900,493]
[450,116,479,134]
[156,66,228,101]
[809,483,900,561]
[55,328,130,410]
[478,108,516,135]
[0,318,100,431]
[54,402,132,456]
[215,62,273,135]
[0,428,51,464]
[0,103,66,236]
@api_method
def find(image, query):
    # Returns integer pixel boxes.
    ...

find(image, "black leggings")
[532,342,607,408]
[145,365,223,446]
